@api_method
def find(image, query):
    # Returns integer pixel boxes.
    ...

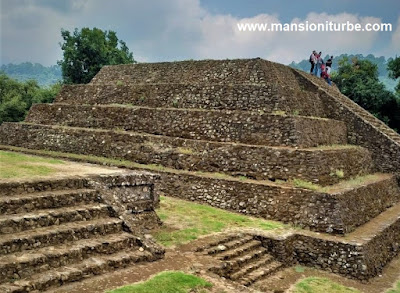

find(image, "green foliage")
[58,27,135,84]
[289,53,399,92]
[293,277,360,293]
[292,179,320,191]
[0,62,61,87]
[388,56,400,93]
[332,57,400,132]
[330,169,344,179]
[290,53,390,76]
[107,271,212,293]
[0,74,61,124]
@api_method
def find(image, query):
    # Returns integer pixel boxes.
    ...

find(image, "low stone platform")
[54,83,326,117]
[26,103,346,147]
[0,123,372,185]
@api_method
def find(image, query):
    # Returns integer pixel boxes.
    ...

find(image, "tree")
[332,57,400,132]
[387,56,400,93]
[0,74,61,124]
[58,27,135,84]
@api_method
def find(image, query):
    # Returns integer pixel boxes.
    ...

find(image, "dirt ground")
[48,231,400,293]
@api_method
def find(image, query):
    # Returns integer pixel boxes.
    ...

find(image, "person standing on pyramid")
[309,50,317,75]
[315,52,324,77]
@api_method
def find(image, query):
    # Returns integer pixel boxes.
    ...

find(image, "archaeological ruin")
[0,58,400,291]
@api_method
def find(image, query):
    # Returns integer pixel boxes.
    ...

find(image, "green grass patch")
[0,151,64,179]
[107,271,212,293]
[330,169,345,179]
[153,196,285,247]
[176,147,195,155]
[292,179,321,191]
[293,277,360,293]
[272,110,286,116]
[310,144,359,150]
[386,281,400,293]
[294,265,305,273]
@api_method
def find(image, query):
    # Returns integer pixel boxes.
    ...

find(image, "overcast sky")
[1,0,399,66]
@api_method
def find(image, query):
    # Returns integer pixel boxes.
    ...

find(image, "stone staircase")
[196,234,284,286]
[1,58,400,283]
[0,176,162,292]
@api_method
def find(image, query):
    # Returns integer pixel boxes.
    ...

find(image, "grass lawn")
[386,281,400,293]
[153,196,286,247]
[292,277,360,293]
[107,271,212,293]
[0,150,64,179]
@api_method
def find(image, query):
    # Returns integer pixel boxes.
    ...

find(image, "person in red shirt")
[320,64,332,86]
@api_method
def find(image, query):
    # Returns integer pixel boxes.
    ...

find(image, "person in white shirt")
[309,50,317,75]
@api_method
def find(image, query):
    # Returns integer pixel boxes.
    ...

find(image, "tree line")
[0,27,135,124]
[332,56,400,131]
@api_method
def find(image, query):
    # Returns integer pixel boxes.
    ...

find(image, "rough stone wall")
[337,175,400,233]
[294,69,400,173]
[362,216,400,277]
[91,59,267,85]
[152,171,397,235]
[257,214,400,281]
[290,234,367,279]
[0,123,372,185]
[26,104,347,147]
[54,83,327,117]
[88,173,162,234]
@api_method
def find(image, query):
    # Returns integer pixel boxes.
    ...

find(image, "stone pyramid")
[1,58,400,286]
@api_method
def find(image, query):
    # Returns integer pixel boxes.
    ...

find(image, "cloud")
[1,2,75,65]
[195,12,384,64]
[0,0,397,65]
[390,16,400,54]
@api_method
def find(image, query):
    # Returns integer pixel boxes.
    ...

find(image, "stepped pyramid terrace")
[0,58,400,292]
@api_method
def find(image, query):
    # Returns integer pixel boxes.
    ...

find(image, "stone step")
[0,203,112,234]
[0,189,100,215]
[0,123,373,185]
[195,234,243,252]
[210,247,269,277]
[0,217,124,255]
[0,232,138,283]
[205,235,254,255]
[239,261,283,286]
[217,239,263,261]
[0,249,155,293]
[0,177,88,197]
[26,103,347,148]
[231,254,276,281]
[54,82,326,117]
